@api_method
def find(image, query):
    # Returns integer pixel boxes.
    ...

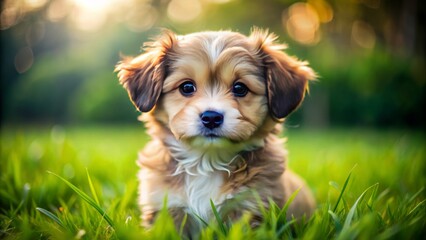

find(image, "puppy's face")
[160,32,269,147]
[116,29,315,148]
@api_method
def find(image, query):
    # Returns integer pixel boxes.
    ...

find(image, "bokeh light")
[25,21,45,46]
[283,2,321,45]
[46,0,70,22]
[281,0,335,45]
[24,0,48,10]
[14,46,34,73]
[0,6,21,30]
[309,0,333,23]
[167,0,203,23]
[123,4,158,32]
[352,20,376,49]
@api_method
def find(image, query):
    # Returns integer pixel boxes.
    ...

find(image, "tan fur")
[116,28,316,236]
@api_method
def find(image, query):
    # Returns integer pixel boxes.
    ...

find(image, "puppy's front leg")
[143,207,199,238]
[169,207,201,238]
[218,193,268,228]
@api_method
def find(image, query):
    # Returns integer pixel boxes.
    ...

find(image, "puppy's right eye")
[179,81,196,96]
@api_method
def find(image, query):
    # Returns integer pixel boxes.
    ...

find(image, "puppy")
[115,28,316,235]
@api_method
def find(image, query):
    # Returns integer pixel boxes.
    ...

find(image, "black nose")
[200,111,224,129]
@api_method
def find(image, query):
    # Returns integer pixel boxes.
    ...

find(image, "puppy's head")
[116,29,315,148]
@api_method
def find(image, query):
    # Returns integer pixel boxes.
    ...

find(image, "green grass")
[1,125,425,239]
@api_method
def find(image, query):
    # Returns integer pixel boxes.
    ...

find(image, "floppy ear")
[115,30,176,112]
[250,29,316,120]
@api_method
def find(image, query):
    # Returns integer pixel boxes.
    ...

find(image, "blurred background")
[1,3,425,238]
[1,0,425,128]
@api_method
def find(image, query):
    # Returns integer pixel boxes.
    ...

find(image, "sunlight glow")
[71,8,108,32]
[72,0,115,11]
[24,0,48,11]
[206,0,233,3]
[70,0,120,31]
[0,0,224,32]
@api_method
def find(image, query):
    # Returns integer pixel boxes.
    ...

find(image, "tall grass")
[1,125,425,239]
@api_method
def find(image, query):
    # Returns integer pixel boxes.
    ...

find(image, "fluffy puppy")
[115,28,316,235]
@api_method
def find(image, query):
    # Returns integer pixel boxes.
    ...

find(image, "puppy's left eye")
[232,82,249,97]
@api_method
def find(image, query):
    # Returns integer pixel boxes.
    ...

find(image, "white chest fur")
[184,172,227,220]
[142,137,263,222]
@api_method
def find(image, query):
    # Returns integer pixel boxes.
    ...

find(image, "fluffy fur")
[116,28,316,236]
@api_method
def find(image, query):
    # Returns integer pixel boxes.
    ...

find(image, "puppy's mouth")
[200,129,224,140]
[200,131,239,144]
[205,133,220,138]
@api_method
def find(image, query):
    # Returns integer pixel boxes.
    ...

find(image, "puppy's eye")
[232,82,249,97]
[179,81,196,96]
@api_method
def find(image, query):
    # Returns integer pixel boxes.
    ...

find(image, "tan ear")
[250,29,316,120]
[115,30,176,112]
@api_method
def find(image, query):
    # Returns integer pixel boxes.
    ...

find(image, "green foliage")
[1,126,425,239]
[1,0,425,127]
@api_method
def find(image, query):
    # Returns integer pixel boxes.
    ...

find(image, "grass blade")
[327,210,342,232]
[210,199,227,235]
[342,183,379,231]
[332,166,356,212]
[47,171,115,228]
[179,212,188,237]
[252,190,267,217]
[36,207,66,229]
[408,187,424,203]
[86,168,100,205]
[277,187,301,221]
[276,218,297,236]
[367,183,379,209]
[407,199,426,216]
[193,213,209,227]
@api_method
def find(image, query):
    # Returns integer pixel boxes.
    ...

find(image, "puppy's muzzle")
[200,111,223,130]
